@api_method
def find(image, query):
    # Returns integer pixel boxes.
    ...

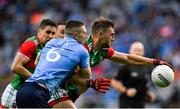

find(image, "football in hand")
[151,65,174,88]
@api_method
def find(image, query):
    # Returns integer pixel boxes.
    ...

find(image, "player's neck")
[91,35,101,52]
[36,35,44,48]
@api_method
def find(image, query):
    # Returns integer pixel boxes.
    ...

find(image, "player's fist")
[86,78,111,93]
[126,88,137,97]
[153,59,174,71]
[147,91,156,102]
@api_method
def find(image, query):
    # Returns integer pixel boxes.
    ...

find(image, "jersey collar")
[84,35,98,54]
[36,35,43,48]
[84,35,92,52]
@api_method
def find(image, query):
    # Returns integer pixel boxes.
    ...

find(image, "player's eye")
[60,30,65,34]
[111,33,115,36]
[46,31,51,34]
[46,31,55,35]
[52,32,55,35]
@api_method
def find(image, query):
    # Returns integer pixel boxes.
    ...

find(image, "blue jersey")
[26,36,90,93]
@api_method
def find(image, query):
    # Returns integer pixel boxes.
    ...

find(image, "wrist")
[153,59,160,66]
[86,79,93,87]
[122,88,127,94]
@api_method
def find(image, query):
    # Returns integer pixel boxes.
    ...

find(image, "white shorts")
[48,88,70,107]
[1,84,17,108]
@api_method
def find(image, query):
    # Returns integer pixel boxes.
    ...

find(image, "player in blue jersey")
[16,20,111,108]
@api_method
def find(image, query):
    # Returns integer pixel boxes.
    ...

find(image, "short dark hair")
[39,19,57,29]
[91,16,114,34]
[65,20,84,35]
[57,21,66,26]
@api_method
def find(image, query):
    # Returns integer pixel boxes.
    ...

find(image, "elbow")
[89,73,92,79]
[11,67,16,74]
[11,64,19,74]
[126,54,139,65]
[84,72,91,79]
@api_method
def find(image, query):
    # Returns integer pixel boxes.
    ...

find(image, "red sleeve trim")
[18,41,36,59]
[83,44,89,52]
[107,47,115,58]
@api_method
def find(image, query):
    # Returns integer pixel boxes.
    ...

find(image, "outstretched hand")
[153,59,174,71]
[86,78,111,93]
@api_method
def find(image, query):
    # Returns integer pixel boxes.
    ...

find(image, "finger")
[99,82,111,86]
[167,65,175,72]
[100,80,111,84]
[162,63,170,66]
[162,63,175,72]
[99,86,110,90]
[96,89,107,93]
[102,78,111,82]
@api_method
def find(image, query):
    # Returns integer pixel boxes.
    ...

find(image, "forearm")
[11,66,32,80]
[68,73,89,88]
[126,54,154,66]
[34,53,40,66]
[111,52,154,66]
[77,86,88,95]
[111,79,126,93]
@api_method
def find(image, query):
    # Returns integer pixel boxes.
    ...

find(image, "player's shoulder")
[21,40,37,48]
[23,36,38,46]
[101,47,115,58]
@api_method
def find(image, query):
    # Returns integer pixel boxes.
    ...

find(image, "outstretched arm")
[110,51,170,66]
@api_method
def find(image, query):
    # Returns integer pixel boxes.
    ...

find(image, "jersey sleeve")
[79,48,90,68]
[101,47,115,58]
[18,41,37,59]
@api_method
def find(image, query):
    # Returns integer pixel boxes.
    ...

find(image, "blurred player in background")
[16,20,111,108]
[111,41,156,108]
[0,19,57,108]
[51,16,172,108]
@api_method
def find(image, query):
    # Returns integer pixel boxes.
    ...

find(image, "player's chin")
[102,44,110,48]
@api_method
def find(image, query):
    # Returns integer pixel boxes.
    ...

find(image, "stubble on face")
[100,27,115,48]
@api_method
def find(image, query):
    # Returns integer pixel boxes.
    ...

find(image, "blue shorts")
[16,82,50,108]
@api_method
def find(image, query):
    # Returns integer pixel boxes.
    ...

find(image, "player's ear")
[99,31,104,39]
[38,28,41,35]
[96,31,103,38]
[72,32,78,37]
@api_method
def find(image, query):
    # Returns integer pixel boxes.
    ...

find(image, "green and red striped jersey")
[84,35,115,67]
[10,36,43,89]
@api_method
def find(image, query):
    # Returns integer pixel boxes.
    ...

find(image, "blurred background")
[0,0,180,108]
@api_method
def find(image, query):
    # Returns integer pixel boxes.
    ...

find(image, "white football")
[151,65,174,88]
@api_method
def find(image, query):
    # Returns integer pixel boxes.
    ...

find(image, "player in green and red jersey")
[50,16,173,108]
[84,35,115,67]
[0,19,56,108]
